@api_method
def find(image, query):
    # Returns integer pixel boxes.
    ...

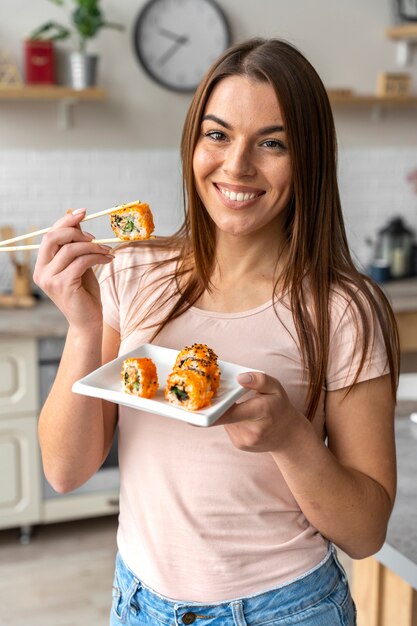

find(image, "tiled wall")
[1,148,417,292]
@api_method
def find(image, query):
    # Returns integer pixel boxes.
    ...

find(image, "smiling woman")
[33,37,399,626]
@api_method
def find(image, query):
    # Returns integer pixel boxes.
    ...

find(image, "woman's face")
[192,75,293,239]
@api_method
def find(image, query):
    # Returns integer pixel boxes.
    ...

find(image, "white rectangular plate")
[72,343,260,427]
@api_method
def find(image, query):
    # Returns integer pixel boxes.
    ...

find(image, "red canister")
[24,40,55,84]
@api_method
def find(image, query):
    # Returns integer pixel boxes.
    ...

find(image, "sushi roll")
[165,369,214,411]
[110,201,154,241]
[121,357,158,399]
[175,356,220,394]
[174,344,220,394]
[175,343,218,367]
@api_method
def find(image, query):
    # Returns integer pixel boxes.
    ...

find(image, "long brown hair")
[119,38,399,420]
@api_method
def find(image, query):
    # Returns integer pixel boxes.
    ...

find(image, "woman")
[34,38,399,626]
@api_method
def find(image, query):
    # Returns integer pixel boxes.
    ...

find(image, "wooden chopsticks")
[0,200,140,249]
[0,238,125,252]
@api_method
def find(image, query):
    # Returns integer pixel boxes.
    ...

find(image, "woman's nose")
[223,141,256,178]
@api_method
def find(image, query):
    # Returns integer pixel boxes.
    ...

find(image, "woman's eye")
[205,130,226,142]
[262,139,287,150]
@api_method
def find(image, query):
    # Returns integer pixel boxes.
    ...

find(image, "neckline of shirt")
[189,299,276,319]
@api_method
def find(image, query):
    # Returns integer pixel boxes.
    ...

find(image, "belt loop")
[230,600,248,626]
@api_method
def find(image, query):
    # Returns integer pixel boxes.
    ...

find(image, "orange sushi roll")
[165,369,214,411]
[175,356,220,394]
[175,343,218,366]
[174,344,220,394]
[121,357,158,399]
[110,201,154,241]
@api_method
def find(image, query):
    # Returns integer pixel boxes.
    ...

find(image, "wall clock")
[133,0,232,92]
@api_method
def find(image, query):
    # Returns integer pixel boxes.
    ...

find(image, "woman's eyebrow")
[202,114,231,129]
[201,114,285,135]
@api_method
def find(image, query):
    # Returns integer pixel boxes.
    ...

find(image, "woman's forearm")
[38,324,112,493]
[271,417,393,559]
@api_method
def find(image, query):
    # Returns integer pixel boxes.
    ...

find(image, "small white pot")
[68,52,99,89]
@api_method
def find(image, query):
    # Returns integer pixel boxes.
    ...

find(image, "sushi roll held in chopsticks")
[121,357,158,399]
[110,201,154,241]
[165,369,214,412]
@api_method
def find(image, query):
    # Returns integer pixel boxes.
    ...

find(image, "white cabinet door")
[0,415,41,528]
[0,339,38,416]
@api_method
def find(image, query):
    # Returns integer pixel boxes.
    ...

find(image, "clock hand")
[158,35,188,66]
[158,27,186,43]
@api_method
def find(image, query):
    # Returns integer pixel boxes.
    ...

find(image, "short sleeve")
[326,289,390,391]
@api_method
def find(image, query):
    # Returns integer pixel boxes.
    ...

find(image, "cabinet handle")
[107,498,119,507]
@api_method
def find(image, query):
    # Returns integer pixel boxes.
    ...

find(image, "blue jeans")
[110,546,356,625]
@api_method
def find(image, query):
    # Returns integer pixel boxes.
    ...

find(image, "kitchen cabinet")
[0,301,119,541]
[352,406,417,626]
[0,338,41,531]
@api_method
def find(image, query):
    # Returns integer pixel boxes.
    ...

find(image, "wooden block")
[377,72,412,97]
[0,294,36,308]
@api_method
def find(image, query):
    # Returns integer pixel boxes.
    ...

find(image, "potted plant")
[29,0,124,89]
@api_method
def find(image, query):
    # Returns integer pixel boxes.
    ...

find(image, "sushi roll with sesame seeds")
[175,356,220,394]
[110,201,154,241]
[174,344,220,394]
[175,343,218,367]
[165,369,214,411]
[121,357,158,399]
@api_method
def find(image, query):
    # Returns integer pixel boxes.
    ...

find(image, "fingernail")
[99,245,112,251]
[238,373,253,384]
[72,208,86,215]
[83,232,95,240]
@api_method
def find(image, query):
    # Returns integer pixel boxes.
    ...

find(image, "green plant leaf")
[29,20,71,41]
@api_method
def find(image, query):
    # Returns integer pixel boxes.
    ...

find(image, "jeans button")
[182,612,197,624]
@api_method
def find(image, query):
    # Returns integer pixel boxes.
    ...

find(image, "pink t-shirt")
[99,243,388,602]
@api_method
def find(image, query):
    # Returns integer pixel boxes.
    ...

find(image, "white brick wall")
[1,148,417,293]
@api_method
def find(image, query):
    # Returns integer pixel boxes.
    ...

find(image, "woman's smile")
[215,183,265,207]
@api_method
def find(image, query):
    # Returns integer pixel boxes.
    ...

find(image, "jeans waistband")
[114,545,348,625]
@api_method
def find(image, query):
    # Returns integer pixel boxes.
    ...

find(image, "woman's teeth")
[220,188,258,201]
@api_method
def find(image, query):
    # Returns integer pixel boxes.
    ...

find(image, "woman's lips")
[215,184,264,204]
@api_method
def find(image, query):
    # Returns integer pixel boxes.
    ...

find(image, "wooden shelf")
[386,24,417,41]
[328,92,417,107]
[0,85,106,128]
[0,85,106,101]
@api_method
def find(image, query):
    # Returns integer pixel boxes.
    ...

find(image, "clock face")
[133,0,232,92]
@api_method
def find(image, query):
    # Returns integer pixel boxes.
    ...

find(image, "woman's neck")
[194,230,287,313]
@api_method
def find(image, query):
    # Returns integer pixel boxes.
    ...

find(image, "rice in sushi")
[110,202,154,241]
[121,357,158,399]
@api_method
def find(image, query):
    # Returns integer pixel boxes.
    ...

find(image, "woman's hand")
[33,208,114,331]
[215,371,304,452]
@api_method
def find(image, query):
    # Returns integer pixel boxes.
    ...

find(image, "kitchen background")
[1,0,417,292]
[1,2,417,625]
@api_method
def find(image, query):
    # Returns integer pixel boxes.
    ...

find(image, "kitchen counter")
[382,277,417,313]
[377,408,417,589]
[1,298,68,339]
